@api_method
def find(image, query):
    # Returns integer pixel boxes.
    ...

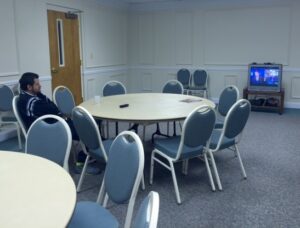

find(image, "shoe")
[73,162,102,175]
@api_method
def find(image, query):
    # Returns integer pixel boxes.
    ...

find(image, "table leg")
[152,123,170,143]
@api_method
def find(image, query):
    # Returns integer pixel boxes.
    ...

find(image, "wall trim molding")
[129,65,300,73]
[285,101,300,109]
[1,75,51,86]
[0,72,19,77]
[83,66,128,76]
[211,97,300,109]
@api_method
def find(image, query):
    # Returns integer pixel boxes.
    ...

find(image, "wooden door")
[47,10,83,104]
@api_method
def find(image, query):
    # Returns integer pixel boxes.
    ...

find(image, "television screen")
[248,64,282,92]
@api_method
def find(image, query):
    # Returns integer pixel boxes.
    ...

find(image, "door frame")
[46,3,85,101]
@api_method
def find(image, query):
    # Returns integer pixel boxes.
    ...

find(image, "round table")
[0,151,76,228]
[80,93,215,123]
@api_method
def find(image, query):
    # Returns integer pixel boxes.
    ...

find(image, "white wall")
[127,2,300,108]
[0,0,128,99]
[2,0,300,108]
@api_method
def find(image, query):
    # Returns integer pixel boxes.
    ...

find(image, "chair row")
[9,84,160,227]
[10,80,245,206]
[151,98,251,204]
[177,68,208,97]
[14,109,160,228]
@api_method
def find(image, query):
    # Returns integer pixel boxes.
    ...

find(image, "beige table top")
[0,151,76,228]
[80,93,215,123]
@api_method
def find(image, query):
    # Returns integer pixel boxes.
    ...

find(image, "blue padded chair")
[53,86,76,118]
[188,70,208,98]
[162,80,184,94]
[102,80,127,97]
[25,114,72,172]
[72,106,114,192]
[68,131,144,228]
[208,99,251,191]
[132,191,160,228]
[150,105,216,204]
[102,81,127,138]
[0,85,22,149]
[215,85,239,129]
[150,80,184,141]
[177,69,191,94]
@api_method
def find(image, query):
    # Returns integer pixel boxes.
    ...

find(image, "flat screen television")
[248,64,282,92]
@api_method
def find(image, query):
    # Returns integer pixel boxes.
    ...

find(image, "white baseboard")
[285,102,300,109]
[210,97,300,109]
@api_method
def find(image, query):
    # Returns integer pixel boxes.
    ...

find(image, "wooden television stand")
[243,88,284,115]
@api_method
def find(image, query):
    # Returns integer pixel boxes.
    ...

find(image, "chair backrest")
[102,81,126,97]
[218,85,239,117]
[0,84,14,112]
[99,131,144,228]
[53,86,75,117]
[25,114,72,171]
[133,191,160,228]
[176,105,216,160]
[12,95,27,136]
[177,69,190,87]
[72,106,107,161]
[223,99,251,139]
[162,80,184,94]
[193,70,207,87]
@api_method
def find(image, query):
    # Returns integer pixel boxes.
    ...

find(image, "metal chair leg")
[76,155,90,192]
[208,150,222,191]
[170,161,181,204]
[235,145,247,179]
[149,151,155,185]
[204,153,216,191]
[141,174,145,190]
[15,123,22,150]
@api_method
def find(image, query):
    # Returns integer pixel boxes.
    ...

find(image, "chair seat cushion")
[154,136,204,159]
[89,139,114,161]
[210,129,235,150]
[2,116,17,122]
[68,201,119,228]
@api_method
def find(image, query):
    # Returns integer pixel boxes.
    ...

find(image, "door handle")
[51,68,59,74]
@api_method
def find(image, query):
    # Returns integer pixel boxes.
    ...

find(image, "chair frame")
[150,105,217,204]
[0,86,22,150]
[102,80,127,97]
[102,80,127,138]
[72,106,109,192]
[53,85,76,118]
[209,99,250,191]
[147,191,160,228]
[187,70,208,98]
[217,85,240,116]
[134,191,160,228]
[25,114,72,172]
[177,69,191,94]
[162,79,184,94]
[96,130,145,228]
[12,95,27,138]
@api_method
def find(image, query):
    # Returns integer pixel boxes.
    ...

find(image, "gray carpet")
[1,109,300,227]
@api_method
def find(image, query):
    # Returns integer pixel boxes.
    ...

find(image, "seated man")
[18,72,78,140]
[17,72,96,172]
